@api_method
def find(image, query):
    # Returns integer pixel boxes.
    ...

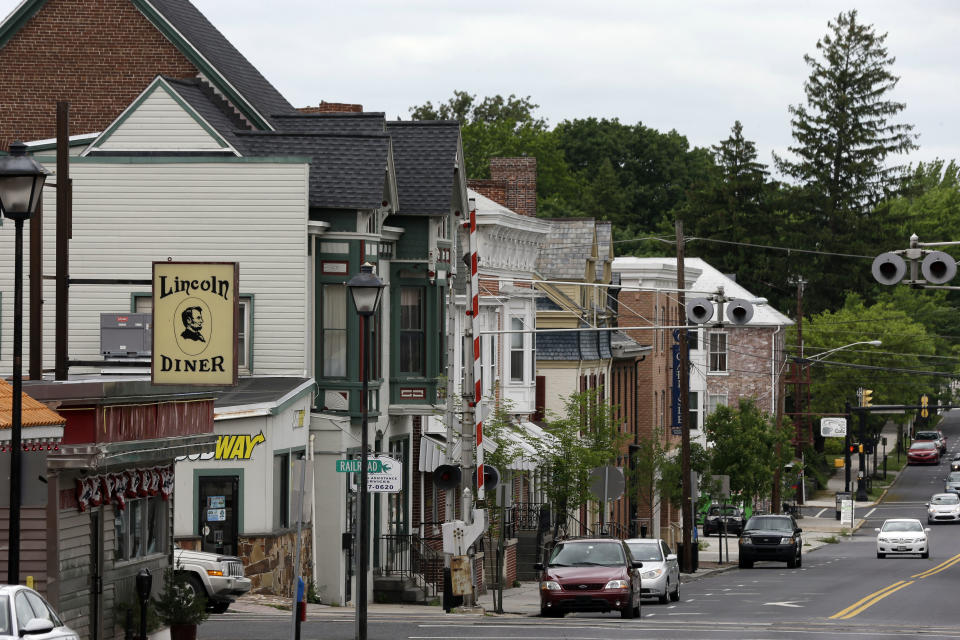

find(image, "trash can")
[835,491,851,521]
[676,542,699,573]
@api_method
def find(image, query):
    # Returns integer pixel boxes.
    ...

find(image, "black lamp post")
[346,263,383,640]
[0,141,48,585]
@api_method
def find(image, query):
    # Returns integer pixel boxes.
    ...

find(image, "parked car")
[702,504,746,536]
[926,493,960,524]
[875,518,929,558]
[0,584,79,640]
[738,514,803,568]
[175,545,252,613]
[535,537,642,618]
[624,538,680,604]
[915,430,946,454]
[908,441,940,465]
[944,472,960,495]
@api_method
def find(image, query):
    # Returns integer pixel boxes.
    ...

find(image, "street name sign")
[335,459,384,473]
[820,417,847,438]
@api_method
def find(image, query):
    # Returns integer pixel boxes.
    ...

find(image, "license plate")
[896,546,908,551]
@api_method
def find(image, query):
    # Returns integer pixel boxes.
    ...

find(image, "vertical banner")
[152,262,239,385]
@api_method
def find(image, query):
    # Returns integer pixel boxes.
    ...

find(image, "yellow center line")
[829,581,906,619]
[912,553,960,579]
[832,580,915,620]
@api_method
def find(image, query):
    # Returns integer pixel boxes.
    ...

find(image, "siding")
[0,160,310,377]
[97,87,227,151]
[57,506,93,640]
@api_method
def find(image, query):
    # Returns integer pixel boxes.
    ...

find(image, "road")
[200,411,960,639]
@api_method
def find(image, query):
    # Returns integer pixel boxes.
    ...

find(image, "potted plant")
[152,568,209,640]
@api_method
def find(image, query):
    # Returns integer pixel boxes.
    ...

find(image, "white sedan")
[927,493,960,524]
[0,585,79,640]
[625,538,681,604]
[875,518,930,559]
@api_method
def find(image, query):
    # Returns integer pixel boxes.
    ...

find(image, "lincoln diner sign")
[152,262,239,385]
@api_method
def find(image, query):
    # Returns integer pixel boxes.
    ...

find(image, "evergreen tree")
[774,10,918,314]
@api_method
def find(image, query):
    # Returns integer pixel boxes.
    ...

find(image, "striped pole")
[469,203,484,500]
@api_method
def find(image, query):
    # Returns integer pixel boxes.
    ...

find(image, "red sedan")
[908,441,940,465]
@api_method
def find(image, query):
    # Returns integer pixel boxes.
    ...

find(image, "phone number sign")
[368,456,402,493]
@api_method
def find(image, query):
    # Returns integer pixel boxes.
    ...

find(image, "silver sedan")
[0,585,79,640]
[927,493,960,523]
[625,538,680,604]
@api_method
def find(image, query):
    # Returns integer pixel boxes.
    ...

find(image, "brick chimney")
[297,101,363,113]
[468,157,537,216]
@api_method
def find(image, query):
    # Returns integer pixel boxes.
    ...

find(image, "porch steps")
[373,575,427,604]
[515,531,546,581]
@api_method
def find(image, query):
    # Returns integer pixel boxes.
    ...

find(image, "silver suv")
[174,546,252,613]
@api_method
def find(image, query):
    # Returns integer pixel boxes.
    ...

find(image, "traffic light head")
[433,464,461,490]
[847,443,857,455]
[859,443,865,454]
[861,389,873,407]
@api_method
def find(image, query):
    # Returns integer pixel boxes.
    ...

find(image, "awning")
[418,421,558,473]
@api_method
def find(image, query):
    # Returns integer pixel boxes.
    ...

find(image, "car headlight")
[739,536,749,545]
[877,536,889,542]
[604,579,630,590]
[640,568,664,580]
[780,537,795,544]
[540,581,561,591]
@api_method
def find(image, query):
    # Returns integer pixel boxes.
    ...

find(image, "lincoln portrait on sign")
[180,306,206,342]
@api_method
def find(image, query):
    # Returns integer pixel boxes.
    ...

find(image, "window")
[530,327,536,382]
[708,393,728,415]
[113,496,167,562]
[399,287,425,375]
[323,285,347,377]
[510,318,524,382]
[688,391,700,429]
[273,453,290,529]
[687,327,699,350]
[709,332,728,372]
[134,294,253,370]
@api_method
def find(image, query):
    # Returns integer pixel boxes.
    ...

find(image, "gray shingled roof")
[535,332,581,361]
[579,325,600,361]
[164,77,250,149]
[536,296,563,311]
[536,219,596,280]
[385,121,460,215]
[596,221,611,282]
[235,133,390,209]
[149,0,296,126]
[274,113,386,135]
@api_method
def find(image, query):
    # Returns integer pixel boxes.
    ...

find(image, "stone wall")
[239,527,314,598]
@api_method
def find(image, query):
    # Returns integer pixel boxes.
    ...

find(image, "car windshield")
[931,494,959,504]
[881,520,923,532]
[549,542,625,566]
[626,542,663,562]
[912,442,936,450]
[948,472,960,482]
[916,432,939,439]
[709,506,739,516]
[0,595,8,635]
[745,516,793,532]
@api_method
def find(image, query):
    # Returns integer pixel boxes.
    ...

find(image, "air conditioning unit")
[100,313,152,357]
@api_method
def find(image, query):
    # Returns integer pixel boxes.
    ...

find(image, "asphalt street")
[200,410,960,639]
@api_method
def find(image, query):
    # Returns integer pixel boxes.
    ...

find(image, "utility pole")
[676,220,693,573]
[844,402,852,493]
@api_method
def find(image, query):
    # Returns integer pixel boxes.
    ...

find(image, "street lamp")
[803,340,882,363]
[346,262,384,640]
[0,141,48,586]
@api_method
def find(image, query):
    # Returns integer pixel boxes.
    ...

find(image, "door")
[198,476,239,556]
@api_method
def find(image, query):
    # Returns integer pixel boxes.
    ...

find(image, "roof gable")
[83,76,238,155]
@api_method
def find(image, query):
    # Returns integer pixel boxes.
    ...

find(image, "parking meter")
[136,569,152,640]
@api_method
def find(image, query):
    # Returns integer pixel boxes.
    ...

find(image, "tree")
[774,10,918,316]
[704,399,793,509]
[531,388,627,531]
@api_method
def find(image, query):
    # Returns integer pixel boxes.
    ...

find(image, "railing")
[510,503,548,532]
[375,533,444,601]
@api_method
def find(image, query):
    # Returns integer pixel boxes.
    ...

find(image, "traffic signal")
[847,443,857,455]
[861,389,873,407]
[483,464,500,491]
[859,443,865,454]
[433,464,461,490]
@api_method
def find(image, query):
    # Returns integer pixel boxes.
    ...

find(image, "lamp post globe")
[0,141,49,586]
[346,262,383,640]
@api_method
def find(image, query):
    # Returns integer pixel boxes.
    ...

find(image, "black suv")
[738,515,802,568]
[702,504,746,536]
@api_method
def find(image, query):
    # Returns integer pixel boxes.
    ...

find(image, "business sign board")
[152,262,238,385]
[368,456,403,493]
[820,417,847,438]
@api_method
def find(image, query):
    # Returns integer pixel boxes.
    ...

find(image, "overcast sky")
[4,0,958,171]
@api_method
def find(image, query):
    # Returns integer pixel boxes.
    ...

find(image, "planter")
[169,624,197,640]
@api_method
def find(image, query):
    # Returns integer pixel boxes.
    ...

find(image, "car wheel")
[670,580,680,602]
[181,574,206,606]
[540,605,550,617]
[922,549,930,559]
[796,550,802,568]
[659,585,669,605]
[738,557,753,569]
[787,554,797,569]
[209,600,230,614]
[877,552,885,559]
[620,593,636,619]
